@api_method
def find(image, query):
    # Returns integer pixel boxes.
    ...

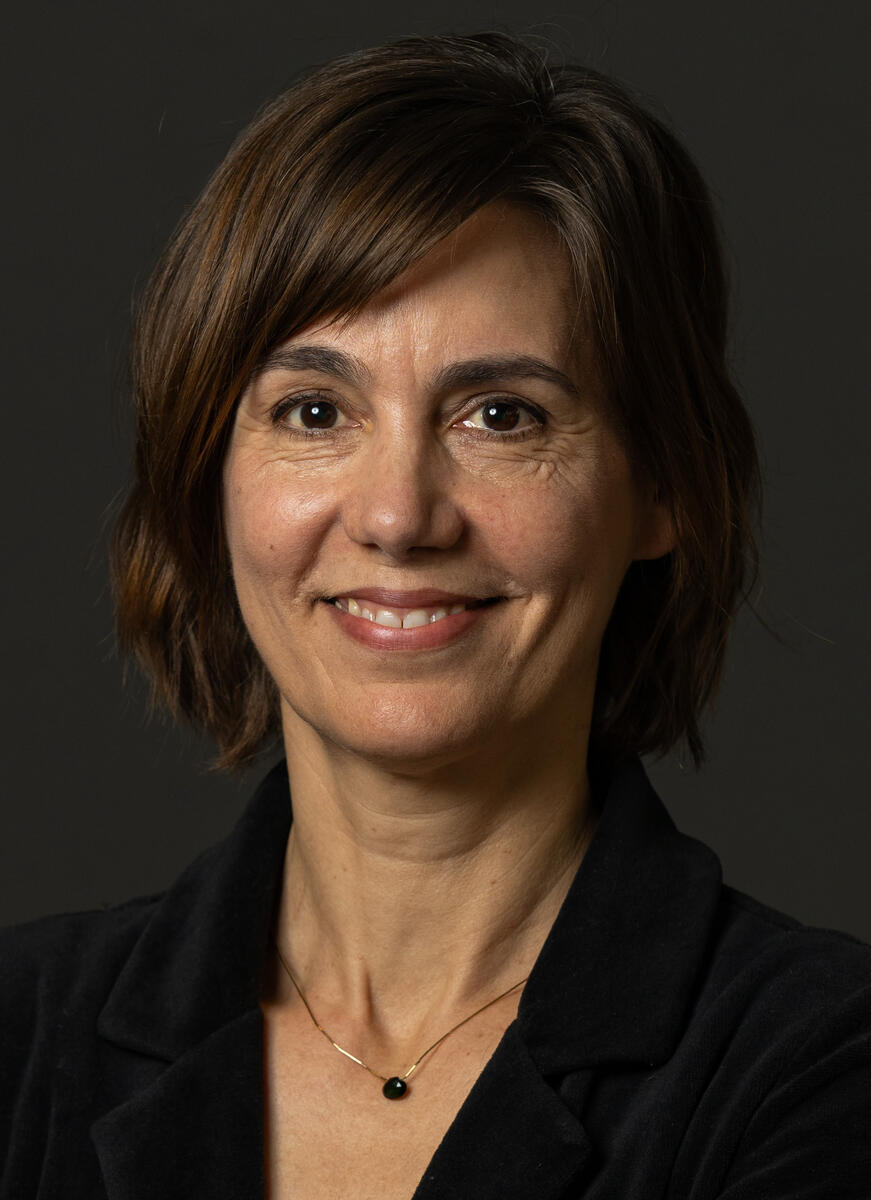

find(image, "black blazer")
[2,756,870,1198]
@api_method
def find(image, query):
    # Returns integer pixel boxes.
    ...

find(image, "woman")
[2,30,869,1199]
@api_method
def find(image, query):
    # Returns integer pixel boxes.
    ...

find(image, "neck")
[269,707,598,1060]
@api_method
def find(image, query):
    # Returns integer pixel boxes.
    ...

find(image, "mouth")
[323,595,504,630]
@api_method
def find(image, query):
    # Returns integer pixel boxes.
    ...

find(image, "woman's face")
[223,203,672,768]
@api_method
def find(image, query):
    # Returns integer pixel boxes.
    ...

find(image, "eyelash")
[269,393,547,442]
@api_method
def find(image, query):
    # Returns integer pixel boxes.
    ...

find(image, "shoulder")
[682,887,871,1191]
[0,894,163,1119]
[714,883,871,996]
[0,891,164,1000]
[698,883,871,1084]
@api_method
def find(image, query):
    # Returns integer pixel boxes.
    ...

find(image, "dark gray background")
[2,1,868,937]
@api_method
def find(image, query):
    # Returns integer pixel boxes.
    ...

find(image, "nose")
[340,423,465,559]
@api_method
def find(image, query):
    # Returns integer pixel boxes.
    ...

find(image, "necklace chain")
[275,944,528,1096]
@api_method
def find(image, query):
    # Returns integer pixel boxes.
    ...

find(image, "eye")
[273,395,354,434]
[458,398,544,438]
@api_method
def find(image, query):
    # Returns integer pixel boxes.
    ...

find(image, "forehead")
[295,203,580,369]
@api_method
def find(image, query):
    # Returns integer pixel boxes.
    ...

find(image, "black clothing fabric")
[2,756,870,1198]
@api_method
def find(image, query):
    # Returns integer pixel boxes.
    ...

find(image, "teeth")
[333,598,473,628]
[374,609,402,628]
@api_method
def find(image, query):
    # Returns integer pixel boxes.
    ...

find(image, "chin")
[345,716,487,769]
[283,688,496,771]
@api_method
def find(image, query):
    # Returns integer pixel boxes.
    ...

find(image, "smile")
[323,595,504,651]
[331,596,497,629]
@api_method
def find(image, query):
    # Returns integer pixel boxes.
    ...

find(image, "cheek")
[222,459,330,594]
[473,460,638,597]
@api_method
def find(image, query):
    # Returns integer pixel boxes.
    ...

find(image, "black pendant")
[382,1076,408,1100]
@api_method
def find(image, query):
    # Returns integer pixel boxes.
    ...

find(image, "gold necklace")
[275,945,529,1100]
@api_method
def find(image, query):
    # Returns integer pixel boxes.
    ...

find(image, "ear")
[633,490,677,562]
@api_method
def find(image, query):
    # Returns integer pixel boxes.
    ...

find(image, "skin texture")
[222,201,673,1066]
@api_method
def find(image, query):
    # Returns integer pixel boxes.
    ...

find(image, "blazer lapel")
[413,1023,594,1200]
[517,754,724,1075]
[90,761,292,1200]
[414,755,724,1199]
[91,1010,264,1200]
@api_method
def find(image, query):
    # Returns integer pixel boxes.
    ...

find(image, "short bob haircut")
[112,31,760,771]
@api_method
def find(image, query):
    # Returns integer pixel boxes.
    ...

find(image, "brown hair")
[112,31,760,770]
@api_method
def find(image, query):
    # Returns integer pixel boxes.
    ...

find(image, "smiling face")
[222,203,673,770]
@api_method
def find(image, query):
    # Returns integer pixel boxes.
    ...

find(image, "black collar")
[98,754,723,1074]
[518,755,723,1072]
[97,760,292,1060]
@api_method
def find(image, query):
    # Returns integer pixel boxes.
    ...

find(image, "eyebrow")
[254,345,372,388]
[255,345,580,401]
[432,355,581,400]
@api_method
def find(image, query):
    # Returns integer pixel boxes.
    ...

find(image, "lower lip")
[323,600,502,650]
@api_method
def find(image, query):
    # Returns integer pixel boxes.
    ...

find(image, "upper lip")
[324,588,500,607]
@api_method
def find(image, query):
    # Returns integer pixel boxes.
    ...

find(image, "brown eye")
[481,401,521,431]
[296,400,339,429]
[459,399,543,436]
[273,395,354,434]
